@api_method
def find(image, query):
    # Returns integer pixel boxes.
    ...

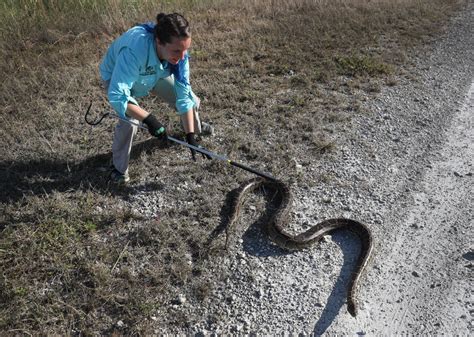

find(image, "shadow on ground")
[0,137,167,204]
[204,183,289,258]
[312,231,362,335]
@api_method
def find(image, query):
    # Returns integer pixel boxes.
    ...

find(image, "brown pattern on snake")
[225,178,373,317]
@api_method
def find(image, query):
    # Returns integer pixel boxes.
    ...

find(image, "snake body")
[225,178,373,317]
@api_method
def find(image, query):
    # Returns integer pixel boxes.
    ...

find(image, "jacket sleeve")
[108,47,140,118]
[173,54,196,115]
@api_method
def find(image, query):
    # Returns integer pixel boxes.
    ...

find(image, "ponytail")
[154,13,190,44]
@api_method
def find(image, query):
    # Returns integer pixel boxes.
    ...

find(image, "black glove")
[186,133,212,161]
[143,114,166,139]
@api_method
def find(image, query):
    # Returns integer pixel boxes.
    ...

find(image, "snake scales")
[224,177,373,317]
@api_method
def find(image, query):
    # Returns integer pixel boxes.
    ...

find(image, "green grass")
[335,55,393,76]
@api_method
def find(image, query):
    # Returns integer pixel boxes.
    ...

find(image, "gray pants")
[105,76,201,175]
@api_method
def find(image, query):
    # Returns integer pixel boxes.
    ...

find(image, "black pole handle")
[229,160,277,181]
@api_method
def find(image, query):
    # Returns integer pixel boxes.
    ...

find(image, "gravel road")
[150,3,474,335]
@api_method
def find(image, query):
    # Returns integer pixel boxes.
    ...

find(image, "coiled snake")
[225,178,373,317]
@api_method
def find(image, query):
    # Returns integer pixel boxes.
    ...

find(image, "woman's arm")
[180,109,195,134]
[126,102,150,121]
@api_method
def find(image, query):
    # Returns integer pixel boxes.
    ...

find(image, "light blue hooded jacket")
[99,23,196,118]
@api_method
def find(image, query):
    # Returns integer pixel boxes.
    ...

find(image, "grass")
[334,55,393,77]
[0,0,466,334]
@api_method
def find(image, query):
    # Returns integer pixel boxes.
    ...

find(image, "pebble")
[320,235,330,243]
[177,294,186,304]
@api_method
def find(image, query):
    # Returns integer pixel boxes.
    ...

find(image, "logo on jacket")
[140,65,156,76]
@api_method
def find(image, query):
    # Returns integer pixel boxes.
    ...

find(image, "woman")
[99,12,212,184]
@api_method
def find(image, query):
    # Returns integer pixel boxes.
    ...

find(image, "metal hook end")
[84,101,109,126]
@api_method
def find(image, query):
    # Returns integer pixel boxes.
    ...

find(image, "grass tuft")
[335,55,393,76]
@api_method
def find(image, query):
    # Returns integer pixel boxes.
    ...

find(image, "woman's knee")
[152,76,176,106]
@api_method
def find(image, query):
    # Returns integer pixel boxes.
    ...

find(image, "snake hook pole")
[84,101,277,182]
[84,101,110,126]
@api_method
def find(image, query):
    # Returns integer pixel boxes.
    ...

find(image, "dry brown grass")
[0,0,466,334]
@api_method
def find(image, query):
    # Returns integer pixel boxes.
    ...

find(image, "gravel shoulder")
[339,5,474,334]
[358,79,474,335]
[149,4,474,335]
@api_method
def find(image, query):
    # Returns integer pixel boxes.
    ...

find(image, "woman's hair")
[154,13,190,44]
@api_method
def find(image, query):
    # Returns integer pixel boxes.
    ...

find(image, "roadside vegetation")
[0,0,465,334]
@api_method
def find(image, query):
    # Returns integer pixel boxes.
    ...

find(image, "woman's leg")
[112,119,138,175]
[103,80,137,177]
[152,76,203,134]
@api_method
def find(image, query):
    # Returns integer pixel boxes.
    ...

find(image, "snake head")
[347,300,357,317]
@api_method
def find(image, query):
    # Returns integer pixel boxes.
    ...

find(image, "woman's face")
[156,36,191,65]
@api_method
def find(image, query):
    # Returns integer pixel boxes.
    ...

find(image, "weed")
[386,76,399,86]
[335,55,393,77]
[290,75,309,88]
